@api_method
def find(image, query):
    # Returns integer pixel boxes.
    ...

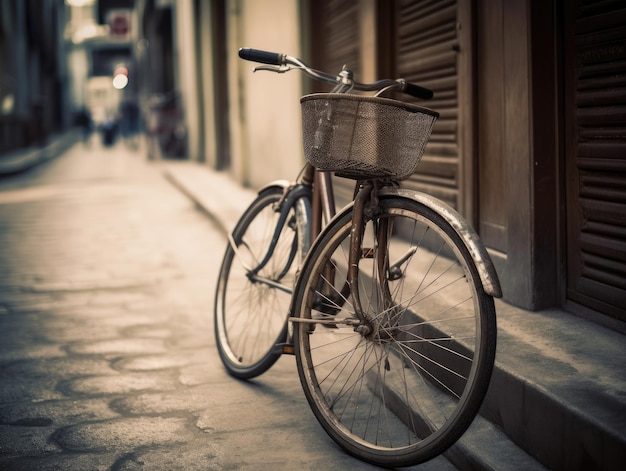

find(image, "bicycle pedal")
[274,343,295,355]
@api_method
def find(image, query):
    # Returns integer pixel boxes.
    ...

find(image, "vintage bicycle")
[214,48,501,468]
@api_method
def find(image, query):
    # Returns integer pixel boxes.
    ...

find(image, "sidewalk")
[161,161,625,471]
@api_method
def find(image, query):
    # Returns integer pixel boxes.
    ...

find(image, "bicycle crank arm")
[247,273,293,295]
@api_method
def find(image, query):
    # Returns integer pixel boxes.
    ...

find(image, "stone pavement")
[0,137,456,470]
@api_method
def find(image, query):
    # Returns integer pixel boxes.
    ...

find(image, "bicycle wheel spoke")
[315,271,354,313]
[330,347,373,413]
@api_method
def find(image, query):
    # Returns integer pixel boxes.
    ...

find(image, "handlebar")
[239,48,283,66]
[238,47,434,100]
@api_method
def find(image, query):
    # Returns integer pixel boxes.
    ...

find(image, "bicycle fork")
[347,182,376,335]
[348,181,403,338]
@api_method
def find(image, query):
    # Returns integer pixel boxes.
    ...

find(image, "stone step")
[446,407,547,470]
[476,301,625,471]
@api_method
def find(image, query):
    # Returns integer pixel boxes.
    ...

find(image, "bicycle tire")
[215,187,303,379]
[292,195,496,467]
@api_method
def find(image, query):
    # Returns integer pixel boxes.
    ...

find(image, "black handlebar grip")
[404,82,434,100]
[239,48,283,65]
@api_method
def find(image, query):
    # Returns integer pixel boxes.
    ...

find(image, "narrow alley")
[0,139,455,470]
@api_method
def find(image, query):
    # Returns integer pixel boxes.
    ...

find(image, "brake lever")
[253,65,292,74]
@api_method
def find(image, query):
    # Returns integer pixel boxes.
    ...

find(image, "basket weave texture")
[301,94,439,180]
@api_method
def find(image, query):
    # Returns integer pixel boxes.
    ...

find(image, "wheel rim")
[216,193,297,373]
[295,200,495,465]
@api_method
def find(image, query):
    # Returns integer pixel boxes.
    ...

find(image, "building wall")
[197,0,218,167]
[174,0,201,163]
[0,0,70,155]
[226,0,305,188]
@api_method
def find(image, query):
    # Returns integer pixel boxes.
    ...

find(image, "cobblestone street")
[0,140,454,470]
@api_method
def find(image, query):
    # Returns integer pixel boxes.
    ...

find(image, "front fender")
[257,179,291,195]
[377,187,502,298]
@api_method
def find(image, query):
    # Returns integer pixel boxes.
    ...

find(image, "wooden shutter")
[310,0,361,87]
[309,0,466,212]
[309,0,362,207]
[388,0,461,210]
[564,1,626,321]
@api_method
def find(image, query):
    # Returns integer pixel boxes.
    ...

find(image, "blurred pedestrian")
[76,108,92,146]
[101,111,118,147]
[120,98,141,149]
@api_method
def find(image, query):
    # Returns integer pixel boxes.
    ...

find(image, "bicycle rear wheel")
[215,187,303,379]
[292,195,496,467]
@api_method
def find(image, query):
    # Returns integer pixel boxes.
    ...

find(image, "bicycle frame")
[233,50,501,335]
[248,173,403,340]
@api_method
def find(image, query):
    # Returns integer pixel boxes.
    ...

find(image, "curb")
[161,162,256,236]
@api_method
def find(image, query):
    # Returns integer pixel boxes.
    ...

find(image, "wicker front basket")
[300,93,439,180]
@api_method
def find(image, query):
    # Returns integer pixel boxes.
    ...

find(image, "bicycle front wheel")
[215,187,303,379]
[292,195,496,467]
